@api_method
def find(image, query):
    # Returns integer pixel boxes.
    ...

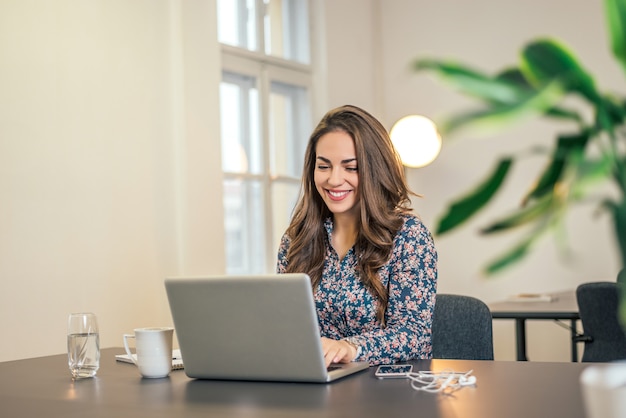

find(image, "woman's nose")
[327,167,343,186]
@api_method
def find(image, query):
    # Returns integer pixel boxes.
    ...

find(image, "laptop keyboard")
[327,365,342,372]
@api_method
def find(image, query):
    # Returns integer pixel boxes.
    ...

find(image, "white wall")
[323,0,622,361]
[0,0,224,361]
[320,0,383,117]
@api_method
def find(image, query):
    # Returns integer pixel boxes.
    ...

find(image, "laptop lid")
[164,274,369,383]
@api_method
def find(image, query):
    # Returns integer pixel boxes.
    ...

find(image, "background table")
[0,348,590,418]
[489,290,580,361]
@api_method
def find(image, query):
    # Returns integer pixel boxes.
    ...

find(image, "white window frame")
[219,1,316,274]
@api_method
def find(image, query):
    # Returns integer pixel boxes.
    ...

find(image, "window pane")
[217,0,258,51]
[220,72,262,174]
[271,181,301,257]
[224,178,267,274]
[264,0,310,63]
[269,81,310,178]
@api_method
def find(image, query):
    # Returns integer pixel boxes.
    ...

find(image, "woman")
[277,105,438,366]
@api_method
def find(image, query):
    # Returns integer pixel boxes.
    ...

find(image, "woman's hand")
[320,337,357,367]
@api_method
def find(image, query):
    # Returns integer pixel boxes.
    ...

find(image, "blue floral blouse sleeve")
[277,214,438,365]
[276,234,290,275]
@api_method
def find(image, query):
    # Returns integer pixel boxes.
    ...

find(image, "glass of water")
[67,312,100,379]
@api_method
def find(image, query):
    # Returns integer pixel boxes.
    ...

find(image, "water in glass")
[67,313,100,378]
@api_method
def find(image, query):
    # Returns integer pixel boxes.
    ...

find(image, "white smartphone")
[375,364,413,379]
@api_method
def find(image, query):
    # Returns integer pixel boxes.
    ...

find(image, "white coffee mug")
[123,327,174,378]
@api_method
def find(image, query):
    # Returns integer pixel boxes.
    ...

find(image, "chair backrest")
[431,294,494,360]
[576,281,626,362]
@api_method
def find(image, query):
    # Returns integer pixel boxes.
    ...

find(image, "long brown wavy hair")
[284,105,415,325]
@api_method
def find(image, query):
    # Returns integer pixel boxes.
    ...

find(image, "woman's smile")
[326,189,352,201]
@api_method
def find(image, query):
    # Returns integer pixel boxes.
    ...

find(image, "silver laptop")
[164,274,370,383]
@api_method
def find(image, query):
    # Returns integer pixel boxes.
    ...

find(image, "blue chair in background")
[576,280,626,362]
[432,294,494,360]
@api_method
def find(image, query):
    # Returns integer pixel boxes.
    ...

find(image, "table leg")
[570,319,578,362]
[514,318,527,361]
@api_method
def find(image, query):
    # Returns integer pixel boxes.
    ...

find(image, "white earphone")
[406,369,477,393]
[458,374,477,385]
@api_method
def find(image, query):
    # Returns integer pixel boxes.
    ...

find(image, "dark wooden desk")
[0,348,590,418]
[489,291,580,361]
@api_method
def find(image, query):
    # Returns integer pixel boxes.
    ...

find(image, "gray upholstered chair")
[431,294,494,360]
[576,280,626,362]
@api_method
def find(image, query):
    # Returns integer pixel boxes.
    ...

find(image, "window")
[218,0,313,274]
[218,0,310,64]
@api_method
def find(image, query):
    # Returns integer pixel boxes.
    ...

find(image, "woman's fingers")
[320,337,356,367]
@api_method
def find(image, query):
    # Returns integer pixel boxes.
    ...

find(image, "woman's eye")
[346,167,358,172]
[317,165,329,170]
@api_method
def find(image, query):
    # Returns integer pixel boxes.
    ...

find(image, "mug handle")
[123,334,138,365]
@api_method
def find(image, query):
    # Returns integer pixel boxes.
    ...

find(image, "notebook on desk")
[164,273,370,383]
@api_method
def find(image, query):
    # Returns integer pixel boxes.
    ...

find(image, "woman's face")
[314,130,360,218]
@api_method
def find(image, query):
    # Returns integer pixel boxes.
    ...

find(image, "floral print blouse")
[276,213,438,365]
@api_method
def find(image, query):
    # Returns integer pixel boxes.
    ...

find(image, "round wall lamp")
[390,115,442,168]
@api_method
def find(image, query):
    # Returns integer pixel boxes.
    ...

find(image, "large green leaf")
[414,59,529,104]
[436,158,513,235]
[480,195,556,234]
[540,105,584,123]
[595,97,617,135]
[441,80,565,135]
[495,68,530,89]
[522,132,589,203]
[520,39,600,103]
[416,59,580,132]
[604,197,626,267]
[483,201,564,275]
[483,233,537,275]
[496,68,583,123]
[616,154,626,195]
[571,153,615,199]
[604,95,626,125]
[605,0,626,77]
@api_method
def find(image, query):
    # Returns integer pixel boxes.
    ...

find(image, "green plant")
[414,0,626,324]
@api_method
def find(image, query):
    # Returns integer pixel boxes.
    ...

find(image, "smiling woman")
[276,105,439,367]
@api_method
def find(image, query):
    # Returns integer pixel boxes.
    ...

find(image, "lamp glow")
[390,115,442,168]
